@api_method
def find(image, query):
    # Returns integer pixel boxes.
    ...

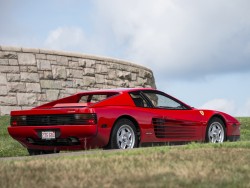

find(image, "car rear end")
[8,108,99,151]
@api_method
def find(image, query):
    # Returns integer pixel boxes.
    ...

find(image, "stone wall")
[0,46,156,115]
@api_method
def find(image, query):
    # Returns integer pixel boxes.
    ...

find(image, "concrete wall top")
[0,46,153,73]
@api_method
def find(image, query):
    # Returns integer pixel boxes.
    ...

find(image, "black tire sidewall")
[110,119,138,149]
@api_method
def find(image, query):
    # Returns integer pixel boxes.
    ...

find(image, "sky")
[1,0,250,116]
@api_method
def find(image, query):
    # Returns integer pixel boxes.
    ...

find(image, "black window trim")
[139,90,192,110]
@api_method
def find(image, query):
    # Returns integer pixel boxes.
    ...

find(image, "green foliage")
[0,116,27,157]
[0,116,250,187]
[237,117,250,141]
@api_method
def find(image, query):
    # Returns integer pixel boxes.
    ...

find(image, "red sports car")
[8,88,240,155]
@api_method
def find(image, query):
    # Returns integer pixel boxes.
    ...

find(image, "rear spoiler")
[53,103,92,108]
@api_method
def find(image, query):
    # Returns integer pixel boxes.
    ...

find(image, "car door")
[141,90,204,142]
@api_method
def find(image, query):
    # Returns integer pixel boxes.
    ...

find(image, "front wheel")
[206,118,226,143]
[110,119,138,149]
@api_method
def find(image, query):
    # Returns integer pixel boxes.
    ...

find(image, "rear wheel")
[27,149,60,155]
[110,119,138,149]
[206,118,226,143]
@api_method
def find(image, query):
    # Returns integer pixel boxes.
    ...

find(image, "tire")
[206,117,226,143]
[27,149,60,155]
[109,118,138,149]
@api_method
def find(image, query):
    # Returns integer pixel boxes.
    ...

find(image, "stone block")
[8,82,26,92]
[145,71,153,79]
[73,79,84,88]
[0,106,21,115]
[20,72,39,82]
[0,65,19,73]
[7,73,20,82]
[83,77,95,86]
[26,83,41,93]
[43,71,53,79]
[96,64,108,74]
[78,59,86,67]
[116,80,129,87]
[56,56,68,66]
[96,74,105,84]
[61,88,77,95]
[69,61,79,68]
[20,66,27,72]
[137,77,146,86]
[66,69,83,78]
[27,66,38,73]
[36,54,46,59]
[0,51,17,59]
[52,65,66,79]
[107,69,116,80]
[116,70,132,80]
[0,96,17,105]
[131,73,137,81]
[0,74,7,85]
[17,93,37,106]
[106,80,115,86]
[40,80,62,89]
[83,68,95,76]
[129,82,135,88]
[46,89,60,101]
[9,59,18,65]
[37,93,47,101]
[37,59,51,70]
[139,69,152,78]
[0,86,7,95]
[47,55,57,61]
[62,81,73,88]
[84,59,95,68]
[21,106,32,110]
[18,53,36,65]
[0,59,9,65]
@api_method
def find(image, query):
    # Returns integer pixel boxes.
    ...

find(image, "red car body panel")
[8,88,240,151]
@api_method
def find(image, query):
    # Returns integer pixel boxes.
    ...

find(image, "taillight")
[74,113,97,125]
[11,116,27,126]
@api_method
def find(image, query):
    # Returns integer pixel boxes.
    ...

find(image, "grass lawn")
[0,116,250,187]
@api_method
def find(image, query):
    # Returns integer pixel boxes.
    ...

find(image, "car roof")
[76,88,156,95]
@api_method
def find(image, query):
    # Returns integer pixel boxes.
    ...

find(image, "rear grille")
[11,114,97,126]
[27,138,80,146]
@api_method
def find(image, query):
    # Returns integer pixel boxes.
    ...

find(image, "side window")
[143,92,185,109]
[130,93,149,107]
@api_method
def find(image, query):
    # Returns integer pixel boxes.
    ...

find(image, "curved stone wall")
[0,46,156,115]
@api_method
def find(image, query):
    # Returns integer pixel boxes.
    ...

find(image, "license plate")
[41,131,56,140]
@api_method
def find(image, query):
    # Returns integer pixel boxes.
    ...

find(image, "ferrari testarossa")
[8,88,240,155]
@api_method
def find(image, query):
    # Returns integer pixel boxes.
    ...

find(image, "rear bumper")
[8,125,101,150]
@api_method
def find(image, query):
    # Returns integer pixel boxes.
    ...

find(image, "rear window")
[78,93,117,104]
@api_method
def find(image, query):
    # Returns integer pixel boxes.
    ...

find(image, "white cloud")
[199,98,236,115]
[44,27,86,51]
[200,98,250,117]
[94,0,250,80]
